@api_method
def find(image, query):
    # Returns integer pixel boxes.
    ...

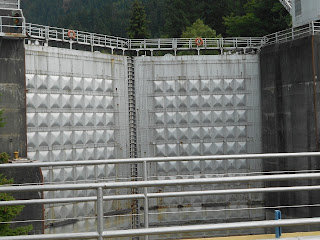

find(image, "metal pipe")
[2,172,320,193]
[0,232,99,240]
[1,152,320,168]
[102,218,320,238]
[2,185,320,207]
[0,194,145,206]
[97,187,104,240]
[22,20,316,52]
[147,185,320,198]
[143,161,149,240]
[2,218,320,239]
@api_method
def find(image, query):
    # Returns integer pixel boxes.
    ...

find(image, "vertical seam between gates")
[312,35,319,150]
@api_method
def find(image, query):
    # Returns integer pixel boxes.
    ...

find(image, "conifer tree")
[0,175,33,236]
[127,0,150,39]
[224,0,291,37]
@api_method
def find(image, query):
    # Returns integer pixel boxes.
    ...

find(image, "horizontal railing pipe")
[103,218,320,238]
[0,232,99,240]
[1,218,320,239]
[1,172,320,193]
[1,152,320,169]
[1,185,320,207]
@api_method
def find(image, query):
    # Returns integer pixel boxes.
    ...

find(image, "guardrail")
[278,0,292,12]
[263,21,320,46]
[1,152,320,240]
[25,23,129,52]
[24,23,263,54]
[23,21,320,54]
[0,14,25,37]
[2,17,320,54]
[0,0,20,9]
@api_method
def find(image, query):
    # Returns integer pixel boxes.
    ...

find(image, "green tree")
[0,174,33,236]
[163,0,202,38]
[224,0,291,37]
[127,0,150,39]
[201,0,247,36]
[181,19,221,38]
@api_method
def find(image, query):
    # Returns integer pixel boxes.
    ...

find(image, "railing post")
[45,26,49,43]
[0,17,2,33]
[143,160,149,240]
[275,210,282,238]
[97,187,104,240]
[22,19,26,36]
[312,21,315,35]
[91,33,94,52]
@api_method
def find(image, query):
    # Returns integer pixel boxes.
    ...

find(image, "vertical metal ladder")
[127,57,140,237]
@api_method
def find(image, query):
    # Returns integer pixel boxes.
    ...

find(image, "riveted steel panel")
[25,45,131,235]
[135,54,262,238]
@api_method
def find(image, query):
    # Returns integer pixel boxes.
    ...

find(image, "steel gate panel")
[25,45,131,235]
[135,54,263,238]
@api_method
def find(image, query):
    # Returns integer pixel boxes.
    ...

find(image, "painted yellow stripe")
[181,231,320,240]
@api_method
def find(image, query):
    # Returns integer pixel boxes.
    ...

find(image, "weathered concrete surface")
[0,38,27,157]
[260,35,320,232]
[0,38,42,235]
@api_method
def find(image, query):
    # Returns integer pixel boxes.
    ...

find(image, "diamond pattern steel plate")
[25,45,131,234]
[135,55,263,232]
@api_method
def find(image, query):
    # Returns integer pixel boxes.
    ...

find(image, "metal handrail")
[1,151,320,168]
[22,21,320,52]
[0,152,320,239]
[0,0,20,9]
[0,15,25,35]
[2,172,320,193]
[278,0,292,12]
[1,218,320,240]
[2,19,320,53]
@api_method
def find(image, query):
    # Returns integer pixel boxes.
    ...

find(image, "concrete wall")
[0,38,43,235]
[260,35,320,232]
[0,38,26,157]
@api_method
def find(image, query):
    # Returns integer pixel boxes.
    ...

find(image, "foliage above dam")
[21,0,290,38]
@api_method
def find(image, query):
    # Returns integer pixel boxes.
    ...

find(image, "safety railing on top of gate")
[24,22,264,53]
[1,152,320,239]
[2,19,320,53]
[25,23,129,51]
[23,21,320,53]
